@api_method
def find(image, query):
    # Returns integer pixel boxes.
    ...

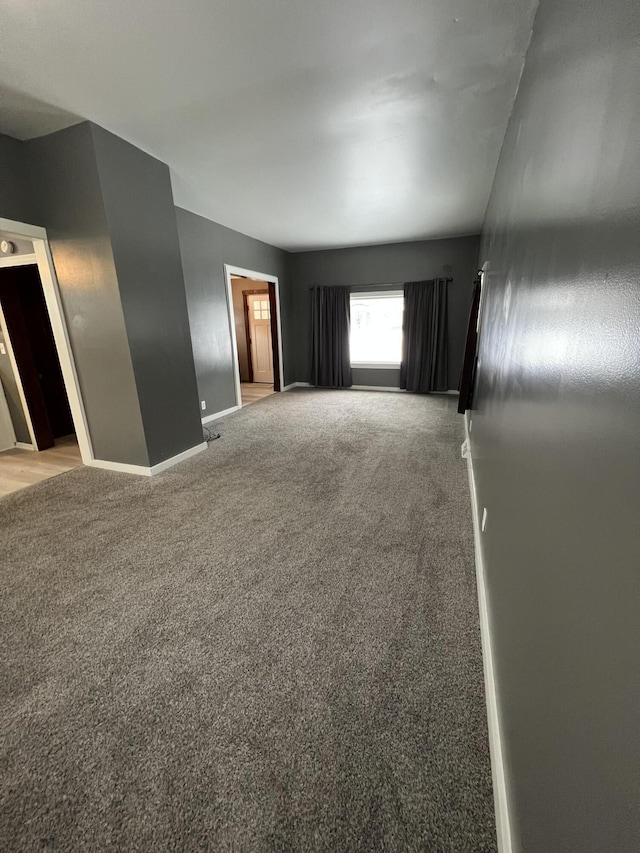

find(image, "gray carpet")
[0,389,495,852]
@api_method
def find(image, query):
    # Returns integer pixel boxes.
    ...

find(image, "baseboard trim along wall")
[202,405,239,424]
[350,384,404,392]
[463,414,513,853]
[284,383,458,395]
[88,442,208,477]
[283,382,310,391]
[15,441,35,451]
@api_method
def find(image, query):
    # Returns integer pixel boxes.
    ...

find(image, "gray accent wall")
[4,122,203,468]
[176,208,293,417]
[0,133,35,223]
[472,0,640,850]
[289,236,479,388]
[91,126,203,466]
[26,123,149,466]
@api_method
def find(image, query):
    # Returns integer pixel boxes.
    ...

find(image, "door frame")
[0,217,93,462]
[0,377,17,451]
[223,264,284,410]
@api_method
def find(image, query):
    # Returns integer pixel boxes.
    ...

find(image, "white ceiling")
[0,0,537,251]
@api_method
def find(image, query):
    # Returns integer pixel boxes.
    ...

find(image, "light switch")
[0,343,5,355]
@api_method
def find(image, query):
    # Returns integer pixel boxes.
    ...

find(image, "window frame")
[349,290,404,369]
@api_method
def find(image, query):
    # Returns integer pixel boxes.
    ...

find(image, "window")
[350,291,404,368]
[253,299,270,320]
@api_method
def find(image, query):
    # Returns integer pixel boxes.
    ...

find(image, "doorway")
[0,218,91,494]
[0,262,83,494]
[224,265,284,410]
[245,292,274,384]
[0,264,75,447]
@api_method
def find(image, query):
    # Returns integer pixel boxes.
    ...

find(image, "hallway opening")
[0,258,82,494]
[224,264,284,411]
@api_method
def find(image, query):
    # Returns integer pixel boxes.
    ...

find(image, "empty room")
[1,0,638,851]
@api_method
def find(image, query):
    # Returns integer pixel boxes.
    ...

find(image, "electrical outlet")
[481,508,488,532]
[201,400,206,411]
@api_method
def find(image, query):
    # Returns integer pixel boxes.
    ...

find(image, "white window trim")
[350,289,404,369]
[352,290,402,299]
[351,362,401,370]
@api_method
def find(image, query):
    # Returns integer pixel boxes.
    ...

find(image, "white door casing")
[0,379,17,451]
[0,219,93,462]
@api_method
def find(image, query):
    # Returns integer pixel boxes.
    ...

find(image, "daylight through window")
[350,292,404,367]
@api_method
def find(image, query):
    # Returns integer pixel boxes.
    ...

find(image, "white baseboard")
[88,442,208,478]
[283,383,458,395]
[283,382,310,391]
[464,414,512,853]
[149,442,208,474]
[350,384,404,392]
[88,458,154,477]
[285,383,401,392]
[202,405,239,423]
[15,441,35,450]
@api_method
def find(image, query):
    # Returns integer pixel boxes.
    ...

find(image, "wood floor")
[240,382,274,407]
[0,435,82,498]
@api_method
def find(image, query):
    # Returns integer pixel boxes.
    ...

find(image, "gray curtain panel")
[400,279,449,393]
[310,286,352,387]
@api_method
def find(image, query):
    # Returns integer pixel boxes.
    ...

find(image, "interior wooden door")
[247,293,274,383]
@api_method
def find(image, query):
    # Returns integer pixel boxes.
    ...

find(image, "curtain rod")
[309,278,453,290]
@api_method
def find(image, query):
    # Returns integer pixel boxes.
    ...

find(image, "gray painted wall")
[176,207,293,417]
[472,0,640,850]
[0,133,35,223]
[91,125,203,466]
[26,123,149,466]
[289,236,479,388]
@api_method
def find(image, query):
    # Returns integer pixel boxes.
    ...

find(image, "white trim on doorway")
[0,217,94,463]
[0,377,17,451]
[223,264,285,411]
[0,253,38,268]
